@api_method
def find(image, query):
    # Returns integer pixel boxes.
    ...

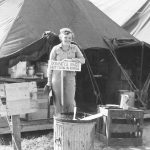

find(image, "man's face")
[61,33,72,45]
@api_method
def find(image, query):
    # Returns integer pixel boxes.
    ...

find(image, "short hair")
[59,28,74,40]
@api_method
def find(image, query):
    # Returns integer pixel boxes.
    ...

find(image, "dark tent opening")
[104,39,150,109]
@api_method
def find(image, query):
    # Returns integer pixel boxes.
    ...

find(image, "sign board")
[49,60,81,72]
[0,82,38,116]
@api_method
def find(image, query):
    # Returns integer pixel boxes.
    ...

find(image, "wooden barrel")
[54,113,96,150]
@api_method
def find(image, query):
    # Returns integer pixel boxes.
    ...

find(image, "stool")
[96,106,144,146]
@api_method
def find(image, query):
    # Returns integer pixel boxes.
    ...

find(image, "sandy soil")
[0,121,150,150]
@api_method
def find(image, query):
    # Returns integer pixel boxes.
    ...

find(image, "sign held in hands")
[49,60,81,71]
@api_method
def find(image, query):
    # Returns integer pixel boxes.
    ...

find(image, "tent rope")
[140,72,150,105]
[139,42,144,90]
[104,39,137,90]
[103,38,147,107]
[82,50,103,105]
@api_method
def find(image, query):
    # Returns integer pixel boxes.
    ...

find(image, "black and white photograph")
[0,0,150,149]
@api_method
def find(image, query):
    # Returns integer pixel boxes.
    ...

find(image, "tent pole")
[139,42,144,90]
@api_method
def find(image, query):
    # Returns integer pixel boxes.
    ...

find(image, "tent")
[0,0,137,57]
[0,0,150,112]
[89,0,150,45]
[123,1,150,45]
[89,0,147,26]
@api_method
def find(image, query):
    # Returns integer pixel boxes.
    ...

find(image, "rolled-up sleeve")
[47,46,57,85]
[75,46,85,64]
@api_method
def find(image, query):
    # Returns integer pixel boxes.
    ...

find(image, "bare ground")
[0,121,150,150]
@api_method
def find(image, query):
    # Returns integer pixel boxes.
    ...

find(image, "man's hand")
[62,59,72,62]
[71,58,81,63]
[44,84,52,95]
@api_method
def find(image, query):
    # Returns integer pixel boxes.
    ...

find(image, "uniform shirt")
[47,43,85,85]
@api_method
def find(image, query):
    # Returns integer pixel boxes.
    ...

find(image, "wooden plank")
[80,113,102,120]
[27,109,49,120]
[108,137,142,146]
[27,105,54,120]
[0,119,53,134]
[99,107,108,116]
[106,111,111,145]
[109,109,144,119]
[102,116,106,135]
[21,122,53,133]
[144,109,150,118]
[110,124,139,133]
[11,115,21,150]
[5,83,30,101]
[0,117,9,128]
[97,133,107,143]
[0,77,25,83]
[38,102,48,109]
[0,82,38,116]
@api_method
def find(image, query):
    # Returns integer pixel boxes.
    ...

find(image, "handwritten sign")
[49,60,81,71]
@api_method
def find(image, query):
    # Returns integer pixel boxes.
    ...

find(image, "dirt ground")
[1,120,150,150]
[94,120,150,150]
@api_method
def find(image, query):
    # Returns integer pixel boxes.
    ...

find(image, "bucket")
[119,91,135,109]
[54,113,96,150]
[37,62,48,78]
[27,66,35,76]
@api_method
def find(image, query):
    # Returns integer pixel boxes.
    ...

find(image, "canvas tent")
[89,0,150,45]
[0,0,150,112]
[89,0,147,26]
[0,0,137,57]
[123,0,150,45]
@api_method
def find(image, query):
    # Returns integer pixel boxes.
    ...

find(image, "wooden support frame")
[96,107,144,146]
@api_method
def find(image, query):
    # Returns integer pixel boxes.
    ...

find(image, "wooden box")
[0,82,38,116]
[96,107,144,146]
[8,61,27,78]
[26,88,54,120]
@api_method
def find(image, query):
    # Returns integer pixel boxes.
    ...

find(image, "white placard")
[49,60,81,71]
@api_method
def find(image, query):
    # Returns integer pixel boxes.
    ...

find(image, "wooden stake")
[61,70,64,106]
[80,113,103,120]
[11,115,21,150]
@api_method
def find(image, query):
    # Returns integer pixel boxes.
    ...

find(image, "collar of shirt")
[57,43,73,52]
[58,43,75,49]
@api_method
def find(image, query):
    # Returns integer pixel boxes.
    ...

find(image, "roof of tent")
[123,1,150,44]
[0,0,139,60]
[89,0,150,44]
[89,0,147,26]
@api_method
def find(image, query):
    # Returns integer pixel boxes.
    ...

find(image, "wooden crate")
[26,88,54,120]
[0,82,38,116]
[96,107,144,146]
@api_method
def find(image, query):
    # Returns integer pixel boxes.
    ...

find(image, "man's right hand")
[44,84,52,95]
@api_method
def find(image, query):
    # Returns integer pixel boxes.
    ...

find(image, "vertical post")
[106,110,111,146]
[139,42,144,90]
[11,115,21,150]
[61,70,64,106]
